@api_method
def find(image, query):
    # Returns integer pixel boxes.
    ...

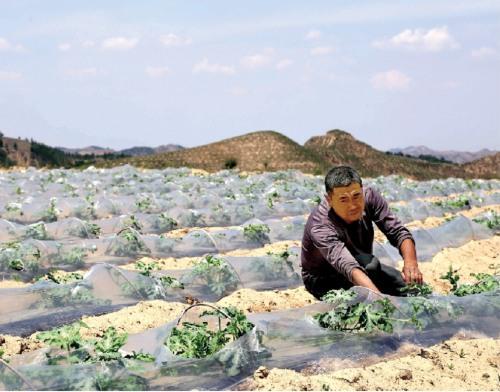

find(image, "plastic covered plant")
[243,224,271,245]
[186,255,239,297]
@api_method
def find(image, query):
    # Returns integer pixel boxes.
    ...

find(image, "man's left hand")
[402,264,423,284]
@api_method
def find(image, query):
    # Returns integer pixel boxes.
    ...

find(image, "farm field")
[0,166,499,390]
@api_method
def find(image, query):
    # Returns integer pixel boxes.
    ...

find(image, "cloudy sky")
[0,0,499,151]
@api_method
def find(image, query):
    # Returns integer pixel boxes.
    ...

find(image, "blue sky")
[0,0,499,151]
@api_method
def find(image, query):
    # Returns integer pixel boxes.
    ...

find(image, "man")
[301,166,423,299]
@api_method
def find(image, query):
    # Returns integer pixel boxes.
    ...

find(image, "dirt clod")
[255,366,270,379]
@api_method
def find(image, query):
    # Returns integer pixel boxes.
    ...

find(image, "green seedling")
[243,224,271,244]
[165,306,253,359]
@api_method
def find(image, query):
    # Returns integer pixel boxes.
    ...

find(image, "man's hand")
[400,238,423,284]
[402,263,423,284]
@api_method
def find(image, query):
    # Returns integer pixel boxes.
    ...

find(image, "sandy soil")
[246,337,500,391]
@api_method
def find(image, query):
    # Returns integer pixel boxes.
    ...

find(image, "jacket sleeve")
[368,187,414,251]
[309,223,362,282]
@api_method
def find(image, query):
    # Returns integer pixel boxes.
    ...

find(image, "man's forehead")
[332,183,362,197]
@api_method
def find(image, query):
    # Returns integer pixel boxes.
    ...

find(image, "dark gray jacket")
[301,186,414,283]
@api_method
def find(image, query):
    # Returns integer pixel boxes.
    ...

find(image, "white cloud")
[0,70,22,81]
[65,67,99,77]
[101,37,138,51]
[371,70,411,90]
[240,48,275,69]
[58,43,72,51]
[275,59,293,70]
[0,37,25,52]
[193,58,235,75]
[145,66,170,78]
[160,33,192,47]
[310,46,334,56]
[82,40,95,48]
[471,47,497,59]
[373,26,459,52]
[306,29,322,40]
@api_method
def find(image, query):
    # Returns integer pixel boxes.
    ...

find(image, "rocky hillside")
[462,152,500,179]
[99,131,329,173]
[304,130,457,179]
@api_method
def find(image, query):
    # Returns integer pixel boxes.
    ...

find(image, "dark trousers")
[303,254,407,300]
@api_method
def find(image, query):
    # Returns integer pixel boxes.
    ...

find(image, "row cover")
[0,249,302,336]
[1,286,498,390]
[0,214,495,335]
[0,214,494,282]
[1,167,499,223]
[1,188,499,242]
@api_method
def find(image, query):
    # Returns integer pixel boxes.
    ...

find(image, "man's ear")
[325,191,332,203]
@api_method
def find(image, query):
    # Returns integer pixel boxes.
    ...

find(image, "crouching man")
[301,166,423,299]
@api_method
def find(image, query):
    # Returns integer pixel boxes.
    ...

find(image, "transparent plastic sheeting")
[0,166,497,206]
[1,286,499,391]
[1,215,494,281]
[1,189,499,244]
[0,166,498,226]
[0,249,302,336]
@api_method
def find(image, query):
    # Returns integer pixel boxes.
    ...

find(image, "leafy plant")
[69,221,101,238]
[41,271,84,284]
[266,191,280,209]
[186,255,239,296]
[315,290,401,333]
[433,195,471,210]
[440,266,461,292]
[52,245,97,267]
[134,260,159,277]
[399,282,433,297]
[155,213,178,232]
[0,241,41,274]
[249,250,299,282]
[312,195,321,205]
[122,215,143,232]
[158,275,184,290]
[165,306,253,359]
[473,210,500,231]
[38,323,155,368]
[243,224,271,244]
[135,196,153,213]
[92,327,128,362]
[42,197,60,222]
[25,222,49,240]
[37,321,88,352]
[35,283,111,309]
[109,228,150,257]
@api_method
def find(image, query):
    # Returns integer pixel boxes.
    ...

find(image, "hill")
[98,131,329,173]
[462,152,500,179]
[389,145,497,164]
[304,130,497,180]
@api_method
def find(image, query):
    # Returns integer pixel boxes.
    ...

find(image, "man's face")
[327,182,365,224]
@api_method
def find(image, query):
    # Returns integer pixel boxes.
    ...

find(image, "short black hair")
[325,166,362,194]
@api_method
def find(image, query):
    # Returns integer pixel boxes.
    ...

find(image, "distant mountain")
[389,145,497,164]
[120,144,184,156]
[57,145,116,156]
[57,144,184,157]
